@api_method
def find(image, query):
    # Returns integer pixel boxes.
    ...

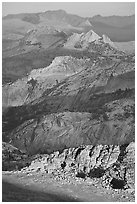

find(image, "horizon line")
[2,8,135,18]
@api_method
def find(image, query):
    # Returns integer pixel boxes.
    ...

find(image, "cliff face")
[2,140,134,190]
[18,142,134,190]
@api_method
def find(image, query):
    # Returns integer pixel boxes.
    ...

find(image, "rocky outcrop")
[63,29,124,55]
[2,140,135,190]
[64,30,101,49]
[20,142,135,190]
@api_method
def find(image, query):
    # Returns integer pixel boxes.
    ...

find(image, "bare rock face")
[63,30,101,49]
[2,142,135,190]
[20,142,134,190]
[123,142,135,189]
[63,29,124,55]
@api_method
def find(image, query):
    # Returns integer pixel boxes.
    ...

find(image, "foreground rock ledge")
[3,142,135,191]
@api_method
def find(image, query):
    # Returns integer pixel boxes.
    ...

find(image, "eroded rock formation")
[16,142,134,190]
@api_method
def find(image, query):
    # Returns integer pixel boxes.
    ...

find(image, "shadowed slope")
[2,181,80,202]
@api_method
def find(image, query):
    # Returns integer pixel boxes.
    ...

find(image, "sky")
[2,2,135,17]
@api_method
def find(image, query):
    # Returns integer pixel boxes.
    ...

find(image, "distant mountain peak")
[63,29,123,54]
[79,19,92,27]
[63,29,101,49]
[83,29,101,42]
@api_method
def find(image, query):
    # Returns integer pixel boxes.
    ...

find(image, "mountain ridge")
[3,9,135,21]
[2,8,135,198]
[3,9,135,42]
